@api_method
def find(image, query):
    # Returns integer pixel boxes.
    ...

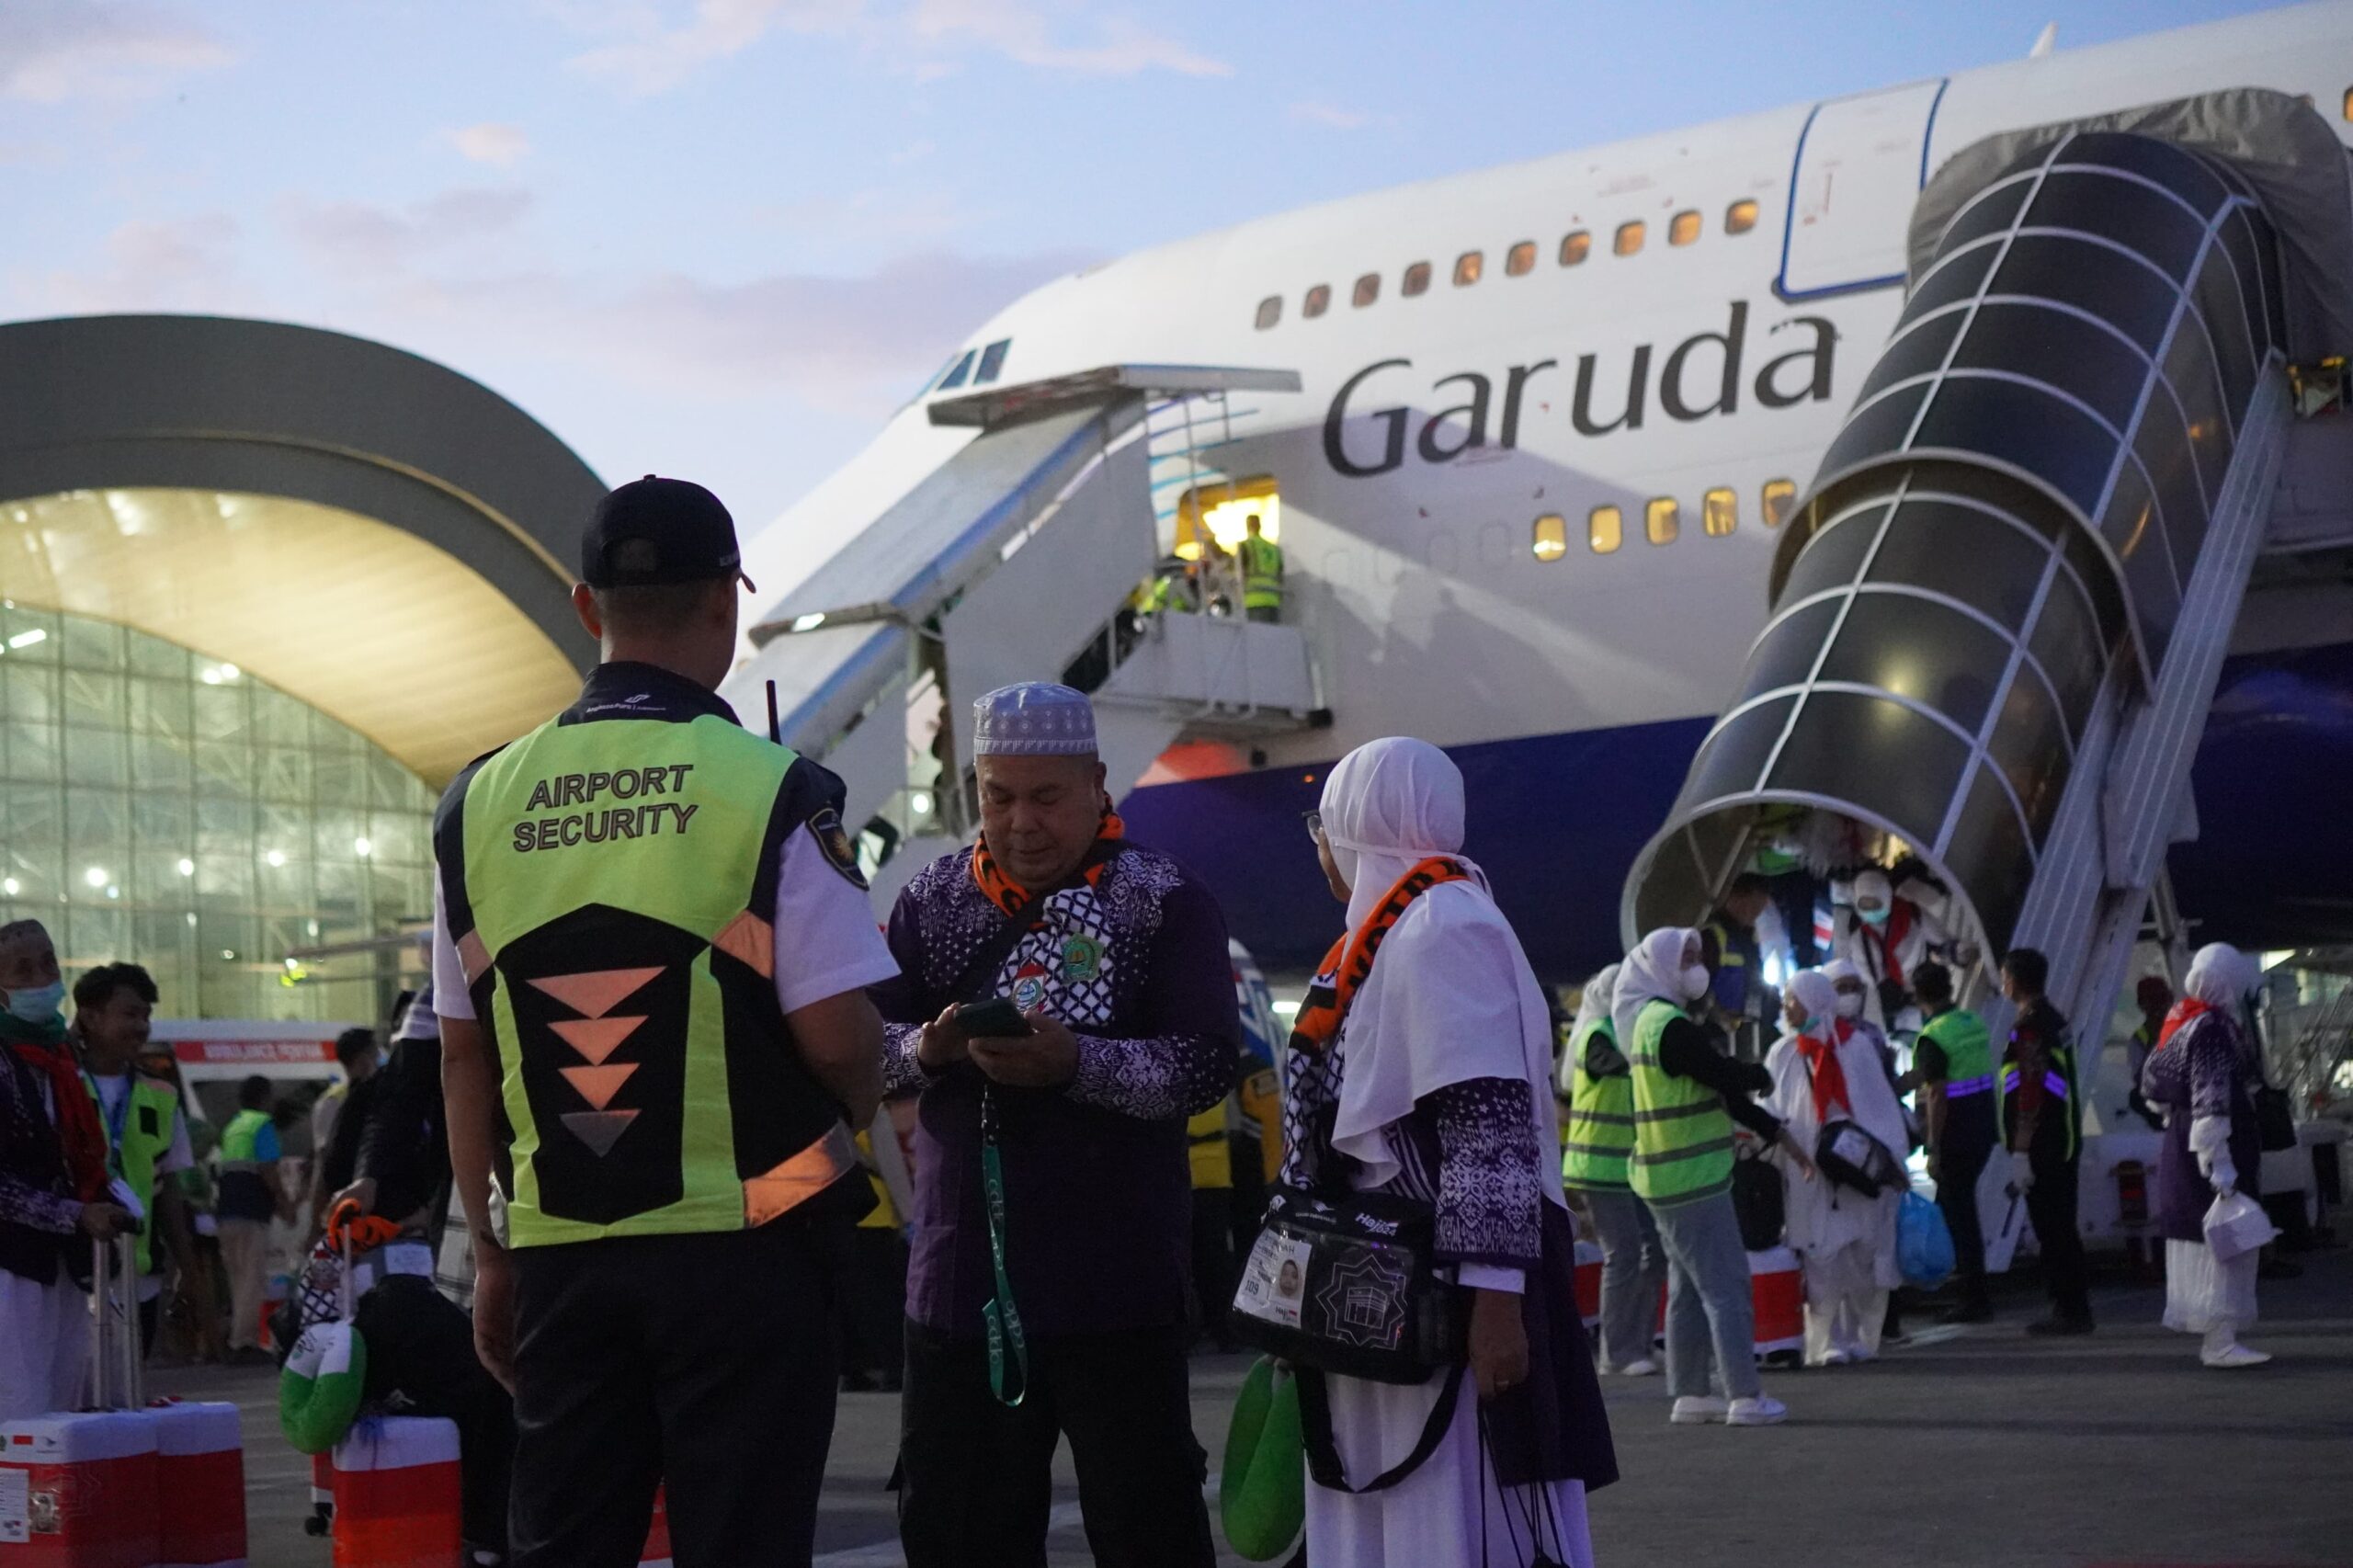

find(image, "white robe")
[1765,1025,1905,1362]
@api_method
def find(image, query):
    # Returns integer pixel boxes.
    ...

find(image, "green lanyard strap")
[980,1087,1029,1407]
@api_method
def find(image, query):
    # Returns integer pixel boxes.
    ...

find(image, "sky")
[0,0,2283,575]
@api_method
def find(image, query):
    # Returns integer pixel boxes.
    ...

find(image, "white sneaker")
[1818,1348,1852,1368]
[1725,1396,1790,1426]
[2201,1343,2274,1369]
[1618,1357,1660,1377]
[1669,1395,1730,1425]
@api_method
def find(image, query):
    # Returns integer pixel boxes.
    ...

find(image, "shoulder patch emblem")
[810,808,868,888]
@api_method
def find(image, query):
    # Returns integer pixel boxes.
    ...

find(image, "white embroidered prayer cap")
[972,682,1098,757]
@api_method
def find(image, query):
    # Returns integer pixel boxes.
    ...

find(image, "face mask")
[1678,964,1711,1002]
[5,981,66,1025]
[1835,988,1865,1019]
[1858,902,1890,927]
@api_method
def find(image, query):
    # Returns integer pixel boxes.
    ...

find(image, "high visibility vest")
[217,1107,276,1222]
[88,1074,178,1274]
[1628,999,1735,1204]
[855,1131,900,1232]
[438,681,859,1250]
[1238,536,1283,609]
[1188,1101,1233,1189]
[1918,1007,1995,1098]
[2001,1028,2081,1161]
[1561,1018,1635,1192]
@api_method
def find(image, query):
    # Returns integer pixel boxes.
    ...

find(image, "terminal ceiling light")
[909,790,934,817]
[106,886,119,900]
[354,837,372,858]
[1271,999,1302,1017]
[83,867,108,888]
[1,878,17,895]
[176,858,195,877]
[221,949,235,960]
[265,849,287,868]
[790,613,826,632]
[7,630,47,650]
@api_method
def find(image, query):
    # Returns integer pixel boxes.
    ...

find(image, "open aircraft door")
[1779,77,1949,300]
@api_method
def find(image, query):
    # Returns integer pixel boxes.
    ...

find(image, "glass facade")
[0,601,435,1022]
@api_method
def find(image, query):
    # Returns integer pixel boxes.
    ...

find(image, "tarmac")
[153,1244,2353,1567]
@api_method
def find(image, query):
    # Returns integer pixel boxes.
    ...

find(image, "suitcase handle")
[87,1232,142,1411]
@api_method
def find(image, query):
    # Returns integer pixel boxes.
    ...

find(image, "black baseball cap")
[580,475,756,591]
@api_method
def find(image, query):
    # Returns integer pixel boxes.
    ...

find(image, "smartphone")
[955,997,1036,1039]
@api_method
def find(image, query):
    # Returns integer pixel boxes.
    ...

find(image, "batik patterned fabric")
[872,840,1240,1335]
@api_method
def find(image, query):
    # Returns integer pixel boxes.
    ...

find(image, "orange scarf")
[970,812,1126,918]
[1289,857,1474,1055]
[1797,1021,1853,1122]
[2155,997,2211,1051]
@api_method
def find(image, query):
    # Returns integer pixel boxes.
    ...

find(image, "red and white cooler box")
[331,1417,462,1568]
[0,1411,160,1568]
[640,1488,671,1568]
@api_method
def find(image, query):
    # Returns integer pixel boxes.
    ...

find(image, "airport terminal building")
[0,314,603,1029]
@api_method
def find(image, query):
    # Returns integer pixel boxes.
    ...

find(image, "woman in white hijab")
[1765,971,1909,1365]
[2142,943,2273,1368]
[1288,737,1615,1567]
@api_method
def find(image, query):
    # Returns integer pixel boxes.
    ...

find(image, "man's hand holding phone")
[969,1004,1080,1089]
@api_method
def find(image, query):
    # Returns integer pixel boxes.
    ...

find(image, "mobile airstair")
[722,363,1315,897]
[1623,90,2353,1060]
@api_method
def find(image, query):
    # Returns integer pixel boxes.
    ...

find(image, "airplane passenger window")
[1588,506,1623,555]
[936,348,977,391]
[1532,514,1567,561]
[1303,284,1332,319]
[1761,478,1797,528]
[1646,496,1679,545]
[1560,231,1591,267]
[1454,251,1484,286]
[1726,199,1759,234]
[1404,261,1432,296]
[1670,210,1701,247]
[1255,296,1281,331]
[973,338,1011,384]
[1615,221,1645,256]
[1703,487,1737,536]
[1353,273,1381,308]
[1506,242,1537,277]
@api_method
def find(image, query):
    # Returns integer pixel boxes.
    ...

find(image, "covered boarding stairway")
[724,363,1316,895]
[1625,89,2353,1059]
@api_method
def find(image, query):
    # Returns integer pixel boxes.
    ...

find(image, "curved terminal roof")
[0,314,604,785]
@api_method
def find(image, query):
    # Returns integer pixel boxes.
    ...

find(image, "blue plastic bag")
[1897,1191,1955,1289]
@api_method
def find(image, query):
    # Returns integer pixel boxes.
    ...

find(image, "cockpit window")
[973,339,1011,384]
[936,349,978,392]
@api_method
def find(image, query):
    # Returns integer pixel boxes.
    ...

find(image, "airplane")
[736,0,2353,991]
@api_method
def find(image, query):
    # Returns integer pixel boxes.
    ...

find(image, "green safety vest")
[1561,1018,1635,1191]
[438,673,859,1250]
[219,1108,270,1166]
[1239,536,1283,609]
[1918,1008,1995,1100]
[1628,998,1736,1204]
[2000,1028,2081,1161]
[88,1074,177,1274]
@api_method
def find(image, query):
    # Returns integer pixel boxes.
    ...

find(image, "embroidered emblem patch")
[1060,934,1104,984]
[809,808,867,888]
[1010,962,1049,1011]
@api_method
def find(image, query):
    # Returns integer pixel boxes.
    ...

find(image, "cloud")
[281,187,535,272]
[19,211,244,312]
[904,0,1232,78]
[0,1,233,103]
[445,122,532,167]
[1289,100,1370,131]
[566,0,852,96]
[560,0,1229,95]
[887,138,936,165]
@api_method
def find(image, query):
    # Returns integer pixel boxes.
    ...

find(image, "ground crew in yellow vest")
[1559,963,1666,1375]
[72,961,194,1355]
[433,475,899,1568]
[1238,514,1283,623]
[1615,926,1813,1428]
[1909,961,1998,1324]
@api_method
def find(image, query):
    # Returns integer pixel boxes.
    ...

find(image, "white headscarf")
[1315,738,1563,1206]
[2184,943,2256,1007]
[1850,869,1893,923]
[1572,964,1620,1038]
[1787,970,1838,1034]
[1821,957,1869,1020]
[1613,926,1703,1048]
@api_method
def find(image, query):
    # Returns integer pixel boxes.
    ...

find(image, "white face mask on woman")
[1679,963,1712,1002]
[1835,987,1866,1020]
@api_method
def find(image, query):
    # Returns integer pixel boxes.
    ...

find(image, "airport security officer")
[1238,513,1284,622]
[432,476,897,1568]
[1910,961,1996,1323]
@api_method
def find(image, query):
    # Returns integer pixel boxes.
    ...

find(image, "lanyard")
[84,1072,132,1169]
[979,1086,1029,1408]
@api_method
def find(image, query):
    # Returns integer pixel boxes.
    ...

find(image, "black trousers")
[899,1320,1214,1568]
[1937,1135,1995,1308]
[2026,1149,2092,1322]
[509,1218,838,1568]
[838,1226,908,1382]
[1188,1187,1235,1344]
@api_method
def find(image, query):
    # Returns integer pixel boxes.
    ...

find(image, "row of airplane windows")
[1256,199,1763,330]
[1536,477,1800,559]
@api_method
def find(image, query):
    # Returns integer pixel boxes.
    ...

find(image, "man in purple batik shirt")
[875,682,1237,1568]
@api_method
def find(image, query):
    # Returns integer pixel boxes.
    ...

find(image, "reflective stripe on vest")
[1919,1007,1993,1101]
[1627,998,1735,1204]
[1944,1074,1996,1098]
[89,1075,177,1274]
[2000,1035,2082,1160]
[1562,1017,1634,1191]
[1239,537,1282,608]
[452,710,855,1248]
